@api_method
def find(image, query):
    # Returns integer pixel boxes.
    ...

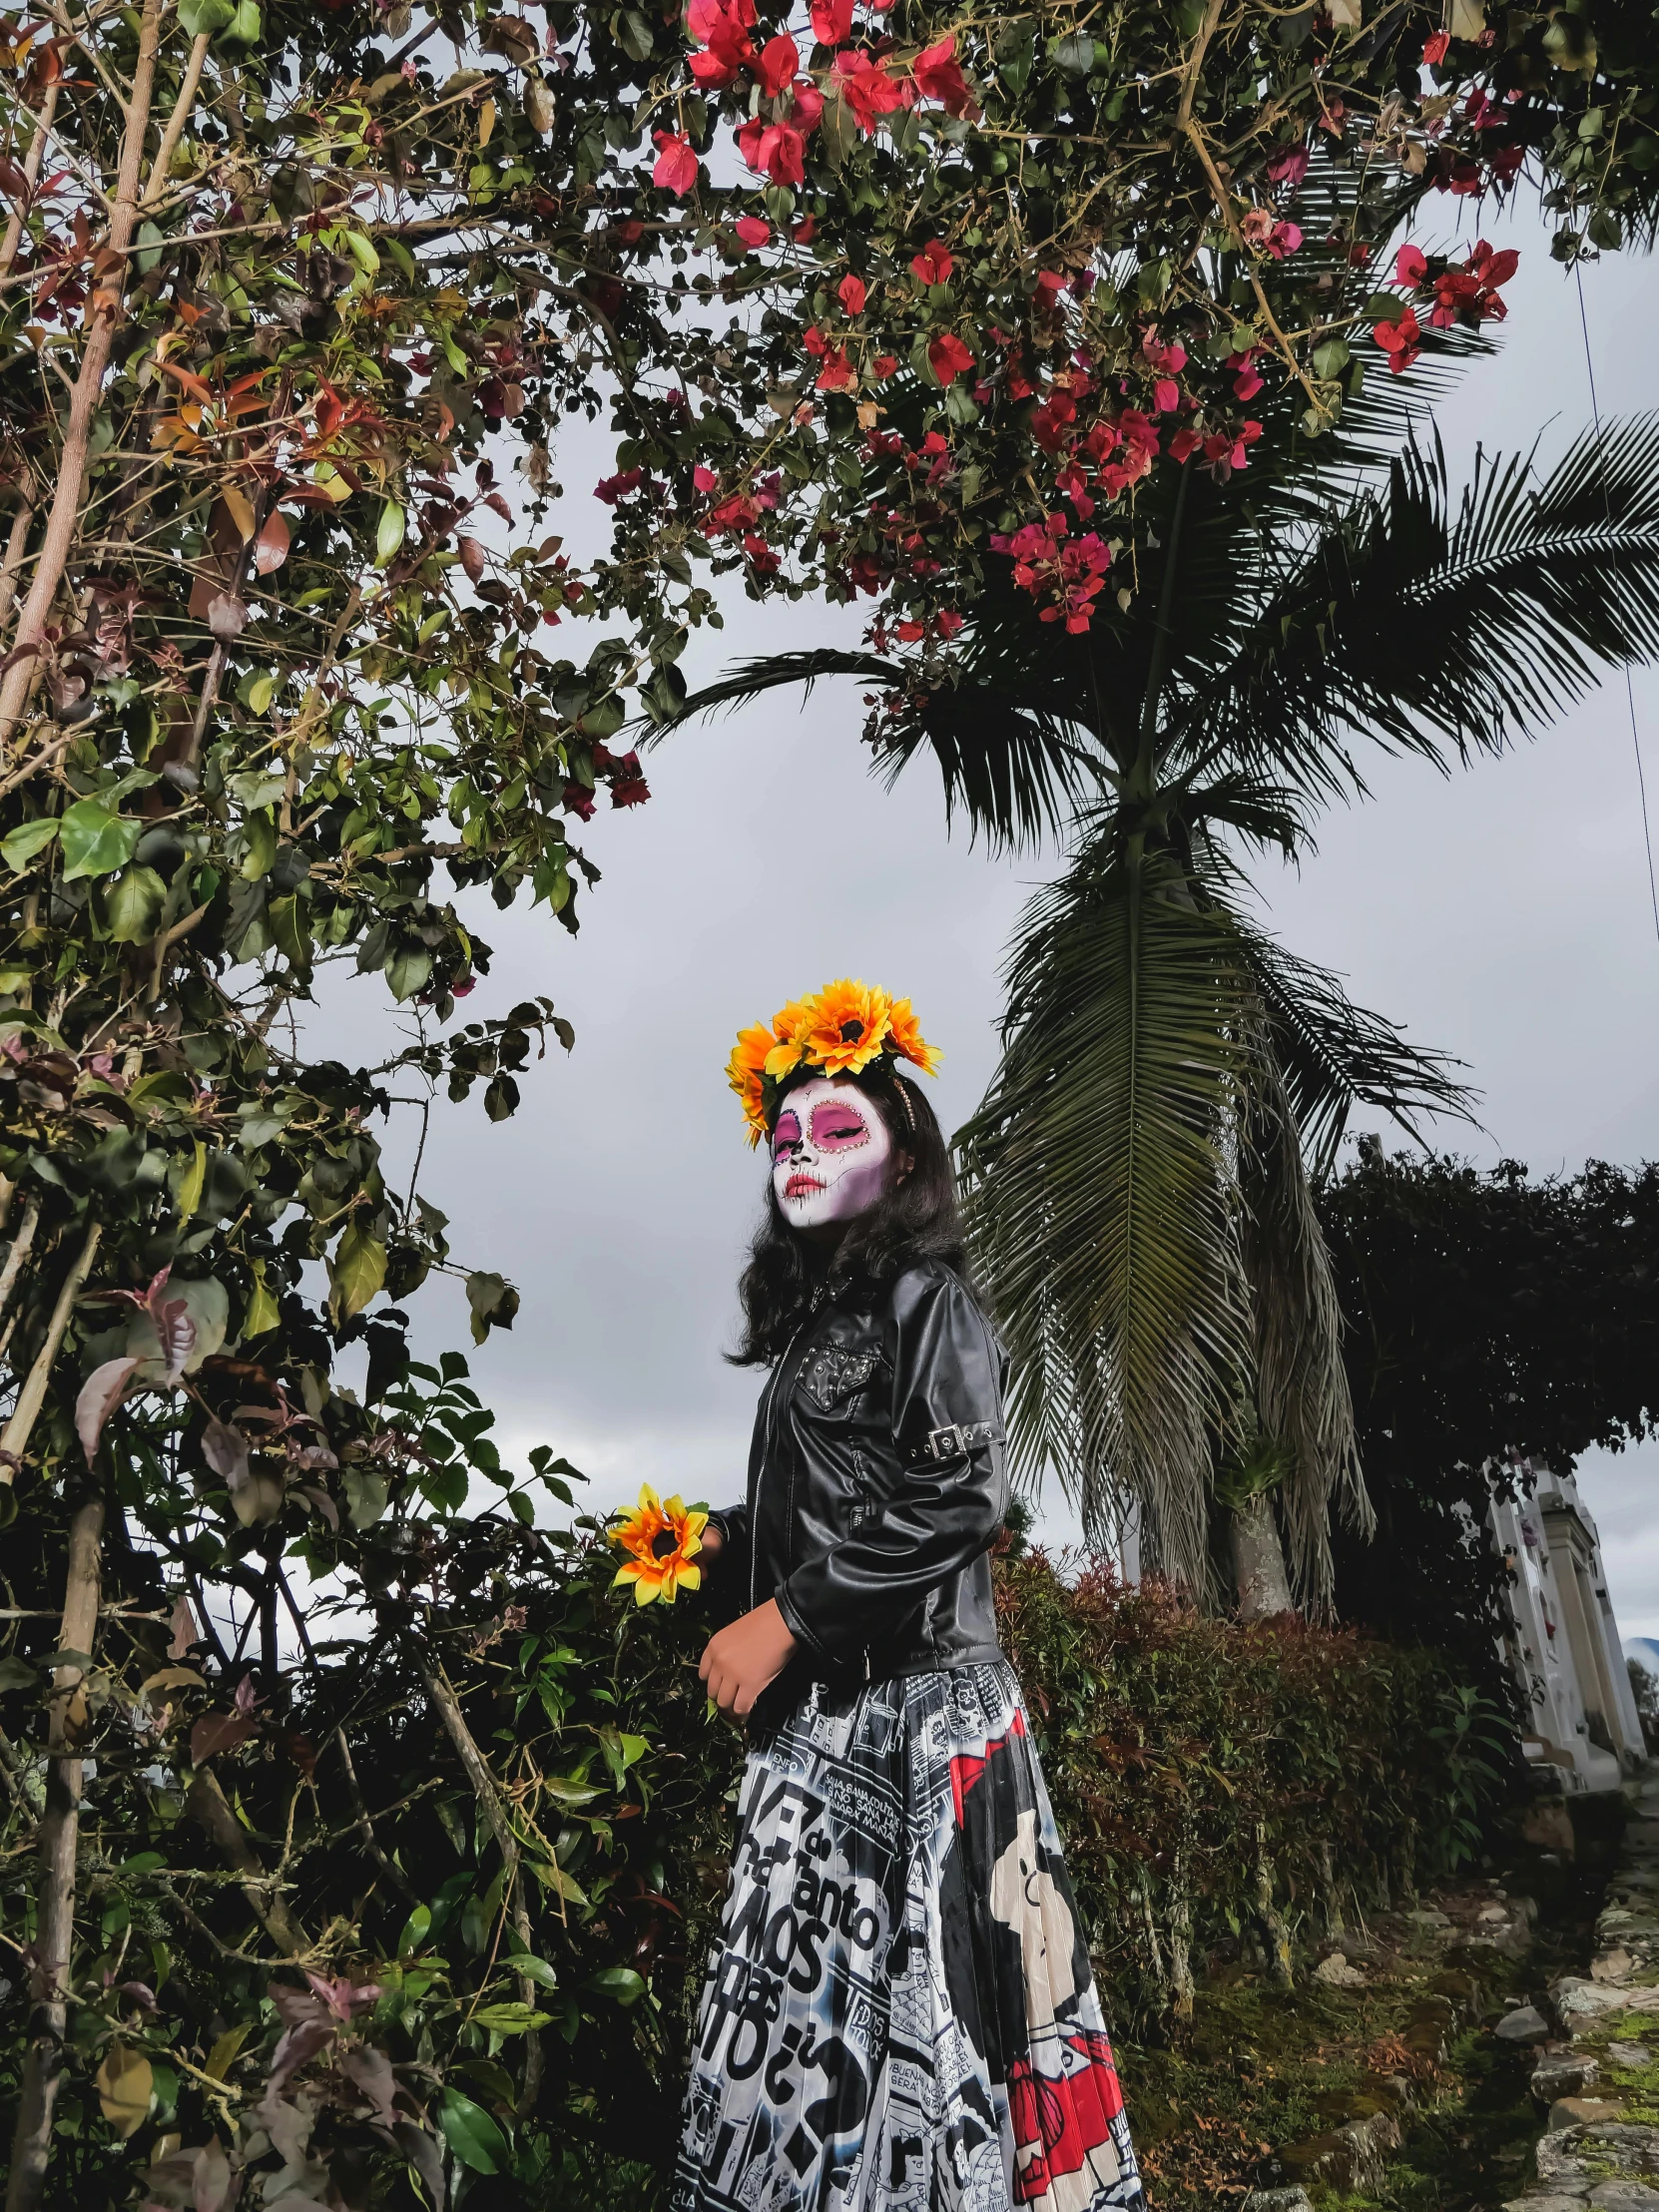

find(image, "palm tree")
[661,390,1659,1613]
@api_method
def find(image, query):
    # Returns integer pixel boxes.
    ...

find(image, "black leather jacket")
[711,1257,1008,1693]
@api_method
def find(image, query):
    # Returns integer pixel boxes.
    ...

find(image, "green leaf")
[438,2089,508,2175]
[343,1466,389,1528]
[506,1952,558,1989]
[329,1222,387,1323]
[345,229,381,278]
[397,1904,432,1957]
[1,818,60,872]
[472,2001,552,2033]
[227,769,285,809]
[1049,29,1095,73]
[240,809,278,882]
[584,1966,646,2005]
[102,864,167,943]
[242,1260,280,1338]
[134,220,166,276]
[59,799,142,881]
[385,944,432,1002]
[178,0,235,33]
[1311,337,1351,381]
[221,0,260,43]
[375,499,406,567]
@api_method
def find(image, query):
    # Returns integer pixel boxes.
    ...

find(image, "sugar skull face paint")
[770,1076,893,1234]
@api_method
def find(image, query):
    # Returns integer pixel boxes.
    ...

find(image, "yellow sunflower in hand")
[610,1484,709,1605]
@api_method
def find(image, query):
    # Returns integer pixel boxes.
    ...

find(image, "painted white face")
[770,1076,893,1234]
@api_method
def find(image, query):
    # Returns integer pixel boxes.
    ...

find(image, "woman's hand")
[699,1521,724,1563]
[700,1599,797,1720]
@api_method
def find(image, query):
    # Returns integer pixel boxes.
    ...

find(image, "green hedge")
[0,1498,1512,2210]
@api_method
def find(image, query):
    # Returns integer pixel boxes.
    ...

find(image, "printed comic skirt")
[672,1661,1147,2212]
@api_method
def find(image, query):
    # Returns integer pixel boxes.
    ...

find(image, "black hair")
[729,1063,975,1367]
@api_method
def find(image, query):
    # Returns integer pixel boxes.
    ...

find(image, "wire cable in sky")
[1574,258,1659,952]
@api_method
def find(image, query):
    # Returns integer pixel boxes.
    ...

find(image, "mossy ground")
[1116,1808,1624,2210]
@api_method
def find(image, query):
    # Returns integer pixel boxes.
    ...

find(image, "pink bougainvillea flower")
[1268,220,1302,258]
[1152,375,1181,414]
[1227,349,1264,401]
[754,32,800,94]
[1265,143,1310,189]
[791,80,825,132]
[1422,28,1449,62]
[833,48,906,130]
[1394,242,1428,286]
[1168,424,1201,463]
[737,116,807,185]
[687,0,757,84]
[1140,325,1187,374]
[1374,305,1422,372]
[651,129,698,196]
[810,0,852,43]
[692,464,719,492]
[734,215,771,247]
[911,32,972,114]
[837,273,867,313]
[927,331,974,384]
[910,240,953,285]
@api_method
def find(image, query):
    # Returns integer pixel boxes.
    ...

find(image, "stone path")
[1504,1768,1659,2211]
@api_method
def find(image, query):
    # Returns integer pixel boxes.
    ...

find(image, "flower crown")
[727,978,942,1147]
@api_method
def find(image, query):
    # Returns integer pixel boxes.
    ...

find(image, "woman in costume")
[671,979,1147,2212]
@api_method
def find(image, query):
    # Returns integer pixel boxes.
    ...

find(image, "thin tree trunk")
[1253,1826,1294,1987]
[0,82,58,280]
[1230,1490,1295,1619]
[1166,1846,1195,2029]
[0,1223,101,1518]
[0,0,161,748]
[0,1194,41,1326]
[6,1490,105,2212]
[185,1768,307,1955]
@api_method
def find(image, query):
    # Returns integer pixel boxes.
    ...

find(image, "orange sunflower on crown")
[725,979,941,1144]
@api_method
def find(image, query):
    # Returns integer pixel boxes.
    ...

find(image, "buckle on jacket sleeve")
[917,1420,999,1462]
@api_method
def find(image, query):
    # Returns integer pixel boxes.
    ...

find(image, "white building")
[1491,1457,1646,1792]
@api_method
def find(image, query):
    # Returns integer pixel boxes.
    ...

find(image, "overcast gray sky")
[303,202,1659,1636]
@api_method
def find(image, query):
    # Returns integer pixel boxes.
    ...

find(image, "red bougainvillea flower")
[910,240,953,285]
[837,273,867,313]
[1422,27,1449,61]
[754,31,799,94]
[687,0,756,85]
[693,464,719,493]
[734,215,771,248]
[1265,143,1310,188]
[1375,305,1422,373]
[738,116,807,184]
[611,1484,707,1605]
[1168,424,1201,463]
[833,48,906,130]
[912,32,972,114]
[928,331,973,384]
[872,352,897,378]
[651,130,698,197]
[610,753,651,808]
[811,0,852,43]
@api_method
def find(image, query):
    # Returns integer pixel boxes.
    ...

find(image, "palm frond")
[1225,910,1478,1179]
[655,634,1100,848]
[1236,1036,1373,1612]
[1166,413,1659,794]
[648,646,903,733]
[956,841,1258,1594]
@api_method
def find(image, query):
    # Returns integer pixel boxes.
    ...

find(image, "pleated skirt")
[672,1661,1147,2212]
